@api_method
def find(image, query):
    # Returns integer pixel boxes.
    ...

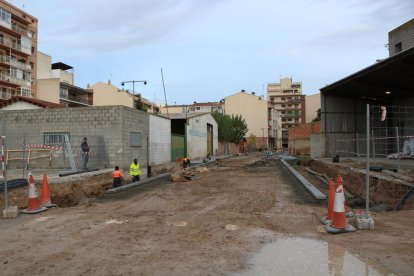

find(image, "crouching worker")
[183,157,191,168]
[130,158,141,182]
[112,166,123,188]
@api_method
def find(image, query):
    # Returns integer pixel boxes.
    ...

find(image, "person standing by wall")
[130,158,141,182]
[81,137,90,170]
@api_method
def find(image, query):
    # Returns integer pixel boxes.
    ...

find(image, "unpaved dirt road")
[1,154,413,275]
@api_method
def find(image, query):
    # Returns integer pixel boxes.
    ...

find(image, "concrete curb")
[106,173,171,194]
[106,155,234,194]
[280,159,326,200]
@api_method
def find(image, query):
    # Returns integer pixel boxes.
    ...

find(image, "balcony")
[0,86,32,100]
[0,14,32,38]
[0,88,13,100]
[0,55,31,71]
[0,37,31,55]
[284,112,301,117]
[11,24,31,38]
[59,84,93,107]
[0,71,31,87]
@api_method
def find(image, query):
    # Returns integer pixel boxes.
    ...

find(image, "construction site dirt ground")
[1,154,413,275]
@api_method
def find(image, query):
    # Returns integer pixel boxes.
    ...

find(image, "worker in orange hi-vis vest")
[112,166,123,188]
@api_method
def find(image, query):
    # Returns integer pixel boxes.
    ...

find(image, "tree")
[231,114,248,144]
[134,94,147,112]
[211,111,248,144]
[312,108,321,122]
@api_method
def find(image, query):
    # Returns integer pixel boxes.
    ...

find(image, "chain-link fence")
[326,105,414,210]
[331,105,414,166]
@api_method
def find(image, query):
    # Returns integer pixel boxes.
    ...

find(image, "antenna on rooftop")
[161,68,169,118]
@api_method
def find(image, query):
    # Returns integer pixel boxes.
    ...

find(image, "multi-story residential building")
[305,93,320,123]
[161,101,224,114]
[0,0,37,102]
[225,90,268,149]
[37,51,93,107]
[268,105,282,150]
[91,81,160,113]
[388,18,414,57]
[267,77,306,148]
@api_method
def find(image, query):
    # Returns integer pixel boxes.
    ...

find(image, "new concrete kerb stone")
[280,159,326,200]
[106,155,233,194]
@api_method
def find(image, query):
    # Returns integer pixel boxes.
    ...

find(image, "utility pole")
[261,128,266,150]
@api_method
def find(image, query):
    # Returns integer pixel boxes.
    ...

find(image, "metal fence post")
[366,104,370,218]
[356,132,359,159]
[1,135,8,211]
[396,126,400,172]
[371,130,376,160]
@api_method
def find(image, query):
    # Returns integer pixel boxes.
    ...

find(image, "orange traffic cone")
[320,179,335,225]
[325,184,356,233]
[21,172,48,214]
[40,174,57,208]
[336,175,354,217]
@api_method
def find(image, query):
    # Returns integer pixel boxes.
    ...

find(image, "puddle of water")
[104,219,123,225]
[234,237,396,276]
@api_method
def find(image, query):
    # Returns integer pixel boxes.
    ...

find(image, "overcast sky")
[11,0,414,105]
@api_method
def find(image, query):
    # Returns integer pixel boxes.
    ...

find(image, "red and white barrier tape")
[336,135,414,143]
[26,144,63,150]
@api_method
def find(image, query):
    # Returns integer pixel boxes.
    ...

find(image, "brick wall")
[288,122,321,155]
[288,122,321,139]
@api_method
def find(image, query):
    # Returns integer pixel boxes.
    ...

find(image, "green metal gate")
[171,134,185,161]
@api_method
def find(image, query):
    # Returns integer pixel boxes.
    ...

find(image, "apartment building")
[91,81,160,113]
[267,77,306,148]
[388,18,414,57]
[305,93,320,123]
[0,0,37,102]
[161,101,224,114]
[37,52,92,107]
[225,91,268,149]
[268,105,282,150]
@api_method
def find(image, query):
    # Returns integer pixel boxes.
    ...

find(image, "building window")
[130,132,142,147]
[43,132,70,146]
[196,107,200,110]
[21,36,32,52]
[395,42,402,53]
[0,8,11,25]
[20,87,31,97]
[60,87,68,98]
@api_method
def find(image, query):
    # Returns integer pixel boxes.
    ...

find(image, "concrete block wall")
[0,106,150,171]
[149,114,171,166]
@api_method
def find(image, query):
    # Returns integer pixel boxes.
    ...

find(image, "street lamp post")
[121,80,147,95]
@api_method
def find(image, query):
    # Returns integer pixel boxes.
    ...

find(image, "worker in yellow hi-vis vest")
[130,158,141,182]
